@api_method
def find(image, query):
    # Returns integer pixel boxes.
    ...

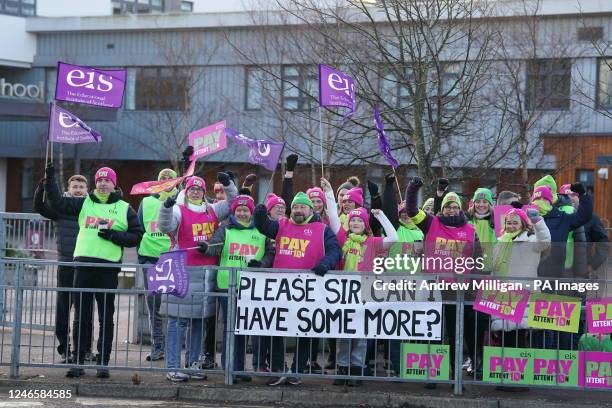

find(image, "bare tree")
[486,0,587,196]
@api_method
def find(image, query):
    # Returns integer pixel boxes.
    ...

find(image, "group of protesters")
[34,146,609,387]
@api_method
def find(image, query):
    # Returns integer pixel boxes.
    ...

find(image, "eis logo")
[66,69,114,92]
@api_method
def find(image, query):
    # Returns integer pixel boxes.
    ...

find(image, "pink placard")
[578,351,612,389]
[587,298,612,334]
[473,284,530,323]
[188,120,227,159]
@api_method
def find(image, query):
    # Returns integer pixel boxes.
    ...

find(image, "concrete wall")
[0,158,6,212]
[0,15,36,68]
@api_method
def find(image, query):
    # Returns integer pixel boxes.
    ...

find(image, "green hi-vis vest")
[559,204,575,269]
[217,227,266,289]
[470,219,497,271]
[138,196,172,258]
[73,196,129,262]
[386,224,424,274]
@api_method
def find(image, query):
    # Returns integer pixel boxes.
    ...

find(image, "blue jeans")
[140,258,165,353]
[166,317,203,369]
[220,297,245,372]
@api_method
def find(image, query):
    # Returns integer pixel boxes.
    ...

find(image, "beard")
[291,213,306,224]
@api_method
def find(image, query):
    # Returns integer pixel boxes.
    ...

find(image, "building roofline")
[25,1,612,33]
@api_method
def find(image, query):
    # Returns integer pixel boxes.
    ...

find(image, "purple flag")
[55,61,126,108]
[226,128,285,171]
[48,103,102,144]
[146,250,189,299]
[373,106,399,169]
[318,64,356,114]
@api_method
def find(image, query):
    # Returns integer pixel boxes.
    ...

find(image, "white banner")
[236,271,442,340]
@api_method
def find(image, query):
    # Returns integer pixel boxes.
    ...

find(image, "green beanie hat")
[291,192,314,209]
[441,192,462,210]
[158,168,177,180]
[473,188,493,206]
[534,175,558,203]
[421,197,434,211]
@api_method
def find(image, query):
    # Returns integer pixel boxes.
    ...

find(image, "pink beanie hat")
[265,194,286,212]
[95,167,117,186]
[505,208,529,226]
[231,195,255,214]
[559,184,577,196]
[306,187,327,207]
[531,185,553,204]
[185,176,206,192]
[348,207,370,231]
[342,187,364,207]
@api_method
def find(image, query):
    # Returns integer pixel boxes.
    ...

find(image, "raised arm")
[382,174,399,230]
[371,209,398,249]
[253,204,279,239]
[210,172,239,222]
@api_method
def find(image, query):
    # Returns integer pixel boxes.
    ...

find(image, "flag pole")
[318,106,325,178]
[393,169,402,199]
[263,170,276,199]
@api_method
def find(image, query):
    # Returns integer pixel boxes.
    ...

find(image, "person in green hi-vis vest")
[466,187,497,272]
[197,195,275,382]
[44,164,143,380]
[137,168,177,363]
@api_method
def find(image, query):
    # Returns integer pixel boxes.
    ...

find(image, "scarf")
[474,211,490,219]
[93,190,110,203]
[533,199,552,216]
[342,233,368,271]
[492,229,523,276]
[188,198,203,205]
[438,213,467,227]
[158,188,177,202]
[399,220,419,230]
[339,213,349,231]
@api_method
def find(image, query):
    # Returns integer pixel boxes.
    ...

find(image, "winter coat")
[157,181,237,319]
[491,219,551,279]
[537,194,592,277]
[33,180,80,261]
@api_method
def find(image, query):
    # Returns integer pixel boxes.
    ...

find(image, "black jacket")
[44,176,143,263]
[583,214,610,271]
[33,180,79,261]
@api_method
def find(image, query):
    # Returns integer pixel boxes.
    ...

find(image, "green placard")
[532,349,579,387]
[483,347,534,384]
[400,343,450,380]
[527,292,581,333]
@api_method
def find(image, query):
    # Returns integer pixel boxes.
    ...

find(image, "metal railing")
[1,257,610,395]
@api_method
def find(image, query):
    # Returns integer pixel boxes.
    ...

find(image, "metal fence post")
[0,213,6,320]
[224,267,237,385]
[10,262,24,378]
[453,283,465,396]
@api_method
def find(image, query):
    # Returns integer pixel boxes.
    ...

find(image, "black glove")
[197,242,208,255]
[286,154,299,172]
[437,178,449,192]
[45,163,55,180]
[217,172,231,187]
[510,201,523,209]
[97,229,114,241]
[312,264,327,277]
[226,171,236,184]
[255,204,267,217]
[247,259,262,268]
[367,180,379,197]
[164,196,176,208]
[182,146,194,161]
[570,182,586,196]
[407,176,424,191]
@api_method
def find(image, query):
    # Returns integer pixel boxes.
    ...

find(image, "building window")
[597,58,612,110]
[0,0,36,17]
[112,0,164,14]
[281,65,317,111]
[245,67,263,111]
[133,67,188,111]
[576,169,594,194]
[526,59,572,111]
[379,67,412,109]
[180,1,193,12]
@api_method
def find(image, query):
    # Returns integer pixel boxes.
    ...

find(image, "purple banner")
[373,106,399,168]
[48,103,101,144]
[146,250,189,298]
[226,128,285,171]
[318,64,356,113]
[55,61,126,108]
